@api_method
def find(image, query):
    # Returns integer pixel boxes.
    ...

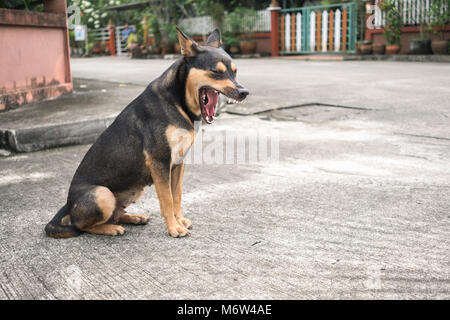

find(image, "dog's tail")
[45,204,82,238]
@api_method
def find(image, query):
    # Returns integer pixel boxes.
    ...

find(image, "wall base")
[0,83,72,112]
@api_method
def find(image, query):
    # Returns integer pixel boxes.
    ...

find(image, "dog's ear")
[206,28,223,48]
[176,27,198,56]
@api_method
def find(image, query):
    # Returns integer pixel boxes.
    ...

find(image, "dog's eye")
[211,68,220,73]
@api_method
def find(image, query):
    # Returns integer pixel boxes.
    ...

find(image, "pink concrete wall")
[0,1,72,111]
[0,26,69,91]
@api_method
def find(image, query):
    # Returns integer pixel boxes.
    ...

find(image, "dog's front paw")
[167,223,190,238]
[178,217,192,230]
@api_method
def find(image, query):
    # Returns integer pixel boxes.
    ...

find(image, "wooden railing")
[279,2,357,54]
[373,0,448,28]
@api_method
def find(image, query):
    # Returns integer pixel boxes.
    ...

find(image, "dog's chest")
[165,124,195,164]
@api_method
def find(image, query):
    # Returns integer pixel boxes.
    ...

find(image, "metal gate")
[279,2,357,54]
[115,25,136,55]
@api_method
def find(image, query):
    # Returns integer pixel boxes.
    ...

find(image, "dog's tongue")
[204,88,218,118]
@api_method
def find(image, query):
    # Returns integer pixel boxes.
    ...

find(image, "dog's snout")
[237,88,249,100]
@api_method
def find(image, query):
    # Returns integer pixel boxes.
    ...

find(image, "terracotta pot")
[431,40,449,54]
[161,42,174,54]
[151,46,161,54]
[386,44,400,54]
[360,44,372,55]
[372,43,385,54]
[409,39,432,54]
[239,40,257,54]
[230,45,240,54]
[356,42,362,54]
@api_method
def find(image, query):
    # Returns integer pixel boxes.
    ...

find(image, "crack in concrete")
[226,103,373,116]
[394,133,450,142]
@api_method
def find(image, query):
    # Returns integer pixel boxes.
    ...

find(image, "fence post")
[108,19,116,56]
[268,0,281,56]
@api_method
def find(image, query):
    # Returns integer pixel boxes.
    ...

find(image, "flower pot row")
[357,39,448,55]
[357,42,401,55]
[224,40,258,55]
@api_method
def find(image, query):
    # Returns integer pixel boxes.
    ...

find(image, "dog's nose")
[237,88,249,100]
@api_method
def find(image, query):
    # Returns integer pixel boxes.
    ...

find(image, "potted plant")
[428,0,450,54]
[360,40,373,54]
[226,7,258,55]
[161,24,178,54]
[240,35,258,54]
[372,42,386,54]
[223,35,241,54]
[356,40,363,54]
[380,0,403,54]
[149,16,162,54]
[409,24,432,54]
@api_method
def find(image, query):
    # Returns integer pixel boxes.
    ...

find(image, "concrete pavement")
[0,57,449,299]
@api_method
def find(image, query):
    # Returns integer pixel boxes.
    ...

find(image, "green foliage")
[223,6,257,47]
[427,0,450,40]
[162,24,179,44]
[198,0,226,29]
[226,6,258,34]
[0,0,42,11]
[87,42,94,54]
[194,0,265,12]
[149,15,162,46]
[68,0,114,29]
[320,0,345,5]
[223,34,241,47]
[380,0,403,45]
[68,30,75,45]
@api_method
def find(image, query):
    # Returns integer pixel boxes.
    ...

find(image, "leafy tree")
[428,0,450,40]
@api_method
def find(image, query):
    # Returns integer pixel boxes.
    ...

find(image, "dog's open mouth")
[199,87,219,124]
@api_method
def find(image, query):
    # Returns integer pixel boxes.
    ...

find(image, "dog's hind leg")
[118,213,149,225]
[71,186,125,236]
[45,204,82,238]
[171,162,192,229]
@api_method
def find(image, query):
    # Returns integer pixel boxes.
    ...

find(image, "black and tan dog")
[45,28,249,238]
